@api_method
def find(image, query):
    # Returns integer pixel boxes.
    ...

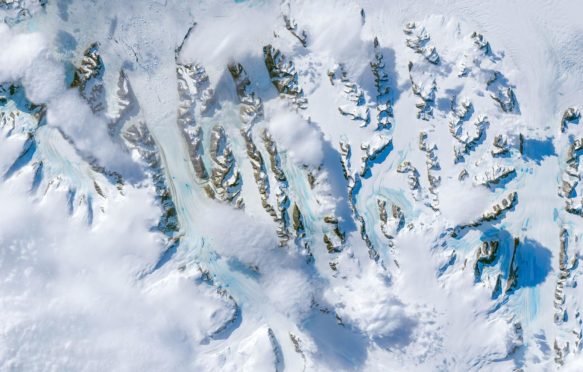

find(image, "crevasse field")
[1,0,583,370]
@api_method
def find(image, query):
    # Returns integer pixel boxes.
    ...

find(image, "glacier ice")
[1,0,583,371]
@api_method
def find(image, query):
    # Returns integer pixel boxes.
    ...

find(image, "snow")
[0,0,583,370]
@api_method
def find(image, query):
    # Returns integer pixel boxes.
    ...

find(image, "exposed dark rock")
[560,107,580,133]
[263,45,307,109]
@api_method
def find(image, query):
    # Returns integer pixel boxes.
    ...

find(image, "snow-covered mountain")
[1,0,583,370]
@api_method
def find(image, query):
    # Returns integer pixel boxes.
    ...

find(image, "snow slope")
[0,0,583,370]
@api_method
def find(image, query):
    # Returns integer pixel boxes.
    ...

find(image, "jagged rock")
[123,121,178,236]
[238,123,292,244]
[378,199,404,240]
[262,130,287,183]
[457,60,469,77]
[330,64,370,125]
[359,134,392,176]
[324,215,345,247]
[568,137,583,160]
[370,37,394,130]
[418,131,429,151]
[423,46,440,64]
[470,31,491,54]
[409,62,437,120]
[228,63,264,127]
[323,216,337,224]
[561,107,580,132]
[560,175,577,198]
[228,66,299,237]
[554,228,570,325]
[397,160,421,194]
[418,131,440,207]
[283,14,307,47]
[452,115,488,162]
[106,70,139,137]
[292,204,305,238]
[340,139,380,261]
[508,322,524,356]
[263,131,292,245]
[0,84,43,135]
[357,214,380,261]
[455,97,473,119]
[175,63,213,182]
[428,173,441,190]
[492,134,510,157]
[561,137,583,214]
[289,333,303,355]
[1,82,118,225]
[482,192,517,221]
[177,63,214,117]
[403,21,440,64]
[454,192,518,233]
[124,122,159,168]
[263,45,307,109]
[209,125,244,208]
[487,72,517,113]
[73,43,103,86]
[323,233,341,253]
[329,261,338,271]
[504,238,520,293]
[554,338,570,366]
[491,274,503,299]
[448,97,473,138]
[275,185,290,245]
[458,169,469,181]
[474,165,515,186]
[72,43,106,113]
[307,172,316,189]
[397,160,415,174]
[339,140,353,183]
[188,127,209,181]
[473,240,499,281]
[491,87,516,113]
[426,150,440,171]
[565,198,583,216]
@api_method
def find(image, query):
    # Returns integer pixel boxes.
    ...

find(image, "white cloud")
[0,25,134,175]
[297,1,370,66]
[45,89,135,173]
[179,1,279,75]
[0,173,234,371]
[0,24,46,83]
[438,178,491,226]
[22,57,67,103]
[267,108,324,167]
[262,267,315,321]
[324,253,413,339]
[196,202,315,323]
[196,203,279,268]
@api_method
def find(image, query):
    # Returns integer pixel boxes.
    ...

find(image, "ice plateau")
[1,0,583,371]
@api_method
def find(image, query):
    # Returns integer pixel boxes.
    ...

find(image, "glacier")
[1,0,583,370]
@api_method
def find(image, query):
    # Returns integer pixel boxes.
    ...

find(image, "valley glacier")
[1,0,583,370]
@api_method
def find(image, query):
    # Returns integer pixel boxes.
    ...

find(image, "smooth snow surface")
[0,0,583,370]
